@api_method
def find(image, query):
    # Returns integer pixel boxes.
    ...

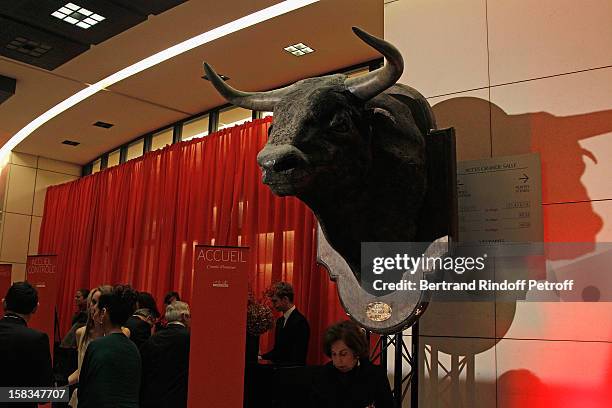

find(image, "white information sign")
[457,153,543,243]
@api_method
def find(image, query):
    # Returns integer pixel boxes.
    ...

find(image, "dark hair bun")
[113,284,138,310]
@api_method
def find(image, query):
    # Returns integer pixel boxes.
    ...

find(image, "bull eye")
[329,115,349,133]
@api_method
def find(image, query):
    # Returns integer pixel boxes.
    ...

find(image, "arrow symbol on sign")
[519,173,529,183]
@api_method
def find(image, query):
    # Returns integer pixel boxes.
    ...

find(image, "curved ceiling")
[0,0,383,165]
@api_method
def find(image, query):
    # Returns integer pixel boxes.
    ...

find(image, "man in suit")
[0,282,53,407]
[261,282,310,366]
[125,308,155,349]
[140,301,191,408]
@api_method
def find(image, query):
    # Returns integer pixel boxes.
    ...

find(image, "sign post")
[26,255,58,352]
[187,245,249,408]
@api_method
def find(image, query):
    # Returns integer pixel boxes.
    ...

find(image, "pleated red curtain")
[38,117,346,364]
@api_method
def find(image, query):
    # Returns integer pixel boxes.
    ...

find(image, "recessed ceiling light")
[62,140,80,146]
[51,3,105,29]
[5,37,53,58]
[93,121,114,129]
[283,42,315,56]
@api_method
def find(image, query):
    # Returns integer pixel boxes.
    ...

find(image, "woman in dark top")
[311,320,394,408]
[78,284,141,408]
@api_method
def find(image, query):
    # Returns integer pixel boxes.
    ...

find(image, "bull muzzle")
[256,145,311,195]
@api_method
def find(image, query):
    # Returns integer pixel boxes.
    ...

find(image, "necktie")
[278,316,285,329]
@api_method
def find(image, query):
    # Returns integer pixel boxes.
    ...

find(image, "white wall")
[385,0,612,406]
[0,152,80,282]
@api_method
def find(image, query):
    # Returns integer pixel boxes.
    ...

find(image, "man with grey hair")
[140,301,191,408]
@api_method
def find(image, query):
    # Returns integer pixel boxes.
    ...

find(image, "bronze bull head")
[204,27,443,280]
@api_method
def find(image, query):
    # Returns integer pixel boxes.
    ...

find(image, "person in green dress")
[78,284,141,408]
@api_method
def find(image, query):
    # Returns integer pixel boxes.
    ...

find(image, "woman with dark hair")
[77,284,141,408]
[163,291,180,306]
[60,288,91,349]
[69,285,130,407]
[136,292,161,319]
[67,285,110,407]
[311,320,394,408]
[155,291,181,332]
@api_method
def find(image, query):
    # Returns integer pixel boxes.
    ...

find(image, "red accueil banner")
[0,264,12,316]
[26,255,58,352]
[188,245,249,408]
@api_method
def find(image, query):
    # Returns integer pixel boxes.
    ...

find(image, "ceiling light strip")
[1,0,319,159]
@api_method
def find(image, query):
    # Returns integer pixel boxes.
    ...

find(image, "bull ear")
[203,63,294,112]
[345,27,404,101]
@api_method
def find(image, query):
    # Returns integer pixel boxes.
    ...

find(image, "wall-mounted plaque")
[457,153,543,243]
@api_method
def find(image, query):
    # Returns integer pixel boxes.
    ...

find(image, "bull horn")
[345,27,404,100]
[203,63,294,111]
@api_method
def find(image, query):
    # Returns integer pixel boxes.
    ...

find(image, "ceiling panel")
[53,0,284,84]
[15,90,187,164]
[2,1,385,165]
[108,0,188,16]
[0,0,190,71]
[0,16,89,70]
[0,58,85,147]
[109,0,383,115]
[0,1,146,46]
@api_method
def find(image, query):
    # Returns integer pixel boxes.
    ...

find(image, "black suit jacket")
[125,315,152,349]
[262,308,309,365]
[0,314,53,408]
[139,324,190,408]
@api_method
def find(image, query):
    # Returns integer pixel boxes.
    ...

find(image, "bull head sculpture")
[205,28,455,333]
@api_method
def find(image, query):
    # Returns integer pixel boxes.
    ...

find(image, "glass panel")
[92,159,101,174]
[107,149,120,168]
[151,128,173,151]
[126,139,144,161]
[218,107,251,130]
[182,115,209,141]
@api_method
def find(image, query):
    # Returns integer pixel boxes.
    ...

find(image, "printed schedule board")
[26,255,58,352]
[457,153,543,243]
[188,245,249,408]
[0,264,12,316]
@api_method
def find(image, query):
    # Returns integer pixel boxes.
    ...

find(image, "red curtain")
[38,117,346,364]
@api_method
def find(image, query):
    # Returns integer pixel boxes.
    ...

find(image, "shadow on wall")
[393,98,612,407]
[496,367,612,408]
[411,98,612,353]
[432,96,612,255]
[388,357,612,407]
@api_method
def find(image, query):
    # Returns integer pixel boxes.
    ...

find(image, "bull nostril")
[261,159,276,170]
[273,155,302,172]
